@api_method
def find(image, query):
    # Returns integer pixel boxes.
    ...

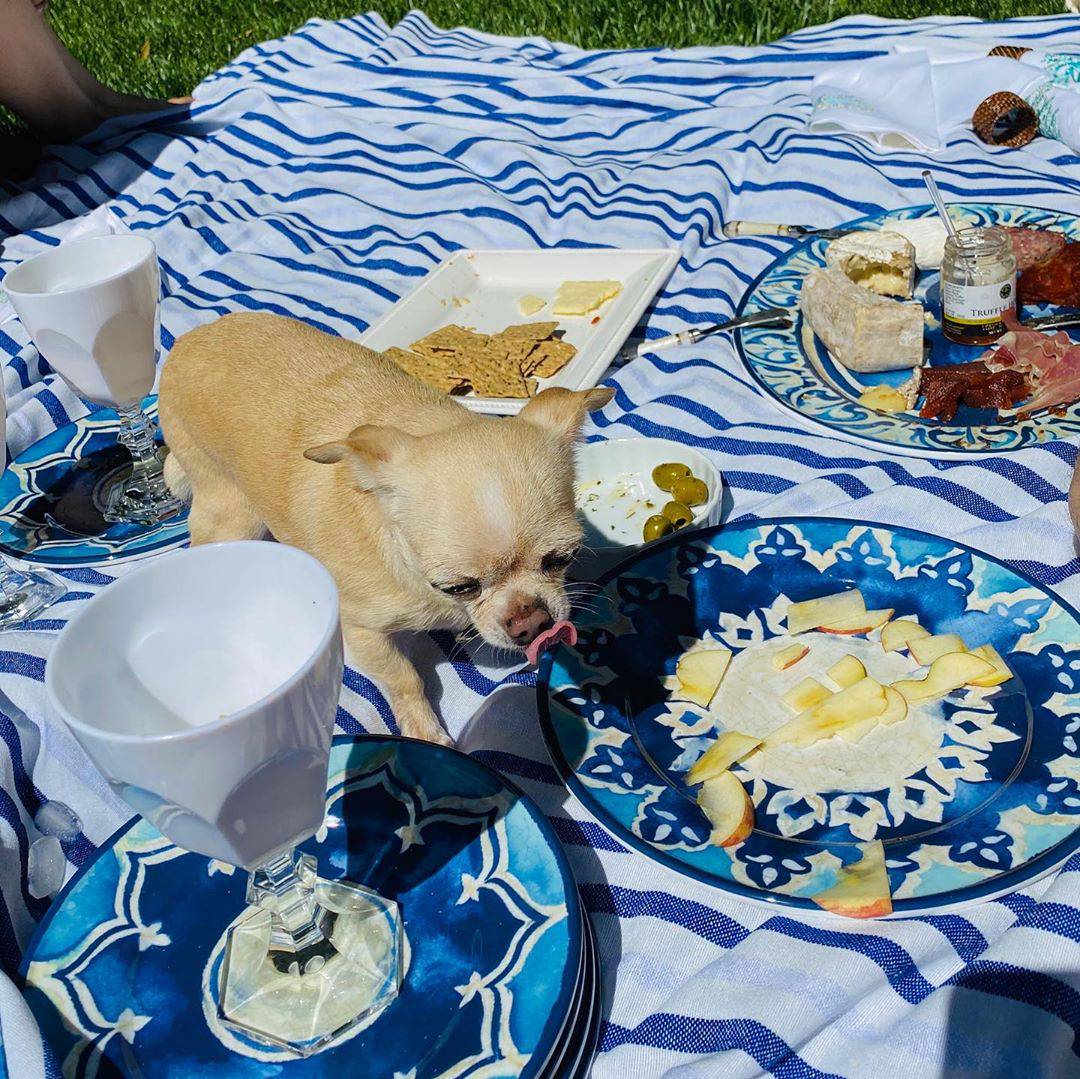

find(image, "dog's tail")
[163,450,192,501]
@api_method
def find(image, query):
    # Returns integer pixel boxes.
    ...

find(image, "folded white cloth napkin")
[810,41,1080,153]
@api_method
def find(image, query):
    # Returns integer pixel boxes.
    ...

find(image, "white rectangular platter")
[358,248,679,415]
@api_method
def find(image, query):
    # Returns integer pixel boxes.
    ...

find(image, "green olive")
[651,462,692,492]
[670,476,709,507]
[662,501,693,529]
[642,514,673,543]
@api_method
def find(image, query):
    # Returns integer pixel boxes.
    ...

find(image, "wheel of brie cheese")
[823,231,916,298]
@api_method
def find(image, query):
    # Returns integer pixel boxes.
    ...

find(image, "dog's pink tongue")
[526,620,577,666]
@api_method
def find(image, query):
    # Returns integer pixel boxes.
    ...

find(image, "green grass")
[41,1,1070,103]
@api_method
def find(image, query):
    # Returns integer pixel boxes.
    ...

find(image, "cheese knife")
[722,220,855,241]
[637,307,793,355]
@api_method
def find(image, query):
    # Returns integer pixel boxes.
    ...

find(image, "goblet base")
[218,871,403,1057]
[0,565,65,628]
[101,453,183,526]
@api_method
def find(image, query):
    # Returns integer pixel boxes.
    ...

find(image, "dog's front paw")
[396,700,454,747]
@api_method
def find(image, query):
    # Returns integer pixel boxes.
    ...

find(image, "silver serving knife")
[1021,312,1080,331]
[722,220,855,241]
[637,307,792,355]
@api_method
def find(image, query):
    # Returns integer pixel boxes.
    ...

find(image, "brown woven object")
[988,45,1032,60]
[972,91,1039,148]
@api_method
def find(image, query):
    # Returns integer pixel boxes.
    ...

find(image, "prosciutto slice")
[978,310,1080,417]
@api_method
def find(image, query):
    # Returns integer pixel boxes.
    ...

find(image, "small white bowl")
[573,437,723,577]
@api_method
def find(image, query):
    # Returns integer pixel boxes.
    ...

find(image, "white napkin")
[809,45,1080,154]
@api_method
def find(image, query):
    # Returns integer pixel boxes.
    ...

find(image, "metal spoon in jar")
[636,307,792,355]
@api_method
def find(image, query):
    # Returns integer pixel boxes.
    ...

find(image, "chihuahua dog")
[158,312,611,744]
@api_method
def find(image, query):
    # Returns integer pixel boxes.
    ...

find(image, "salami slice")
[1020,242,1080,307]
[1002,226,1067,272]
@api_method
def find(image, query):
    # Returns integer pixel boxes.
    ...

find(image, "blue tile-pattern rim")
[734,202,1080,457]
[18,735,584,1077]
[0,394,190,567]
[538,516,1080,914]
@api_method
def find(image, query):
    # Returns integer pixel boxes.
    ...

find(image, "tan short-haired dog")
[158,312,611,744]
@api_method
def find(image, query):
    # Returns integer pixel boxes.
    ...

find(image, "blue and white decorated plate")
[19,736,585,1076]
[0,395,188,566]
[735,202,1080,457]
[539,518,1080,914]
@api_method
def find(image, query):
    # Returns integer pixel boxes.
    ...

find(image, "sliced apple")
[811,841,892,919]
[675,648,732,708]
[837,685,907,743]
[781,676,832,714]
[968,644,1013,688]
[893,651,994,704]
[818,608,894,635]
[698,771,754,847]
[772,643,810,672]
[766,677,887,749]
[687,731,762,786]
[880,618,930,653]
[827,654,866,689]
[786,589,865,636]
[909,633,967,667]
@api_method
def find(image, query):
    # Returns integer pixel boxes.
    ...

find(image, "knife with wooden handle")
[722,220,854,240]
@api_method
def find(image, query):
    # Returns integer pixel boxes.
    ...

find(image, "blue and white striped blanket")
[3,10,1080,1077]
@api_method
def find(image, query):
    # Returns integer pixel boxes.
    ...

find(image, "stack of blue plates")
[20,736,601,1077]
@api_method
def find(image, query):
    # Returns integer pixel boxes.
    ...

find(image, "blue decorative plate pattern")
[736,202,1080,456]
[539,518,1080,913]
[20,737,582,1077]
[0,395,189,566]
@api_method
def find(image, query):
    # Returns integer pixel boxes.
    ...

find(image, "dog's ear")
[304,424,415,489]
[517,386,614,444]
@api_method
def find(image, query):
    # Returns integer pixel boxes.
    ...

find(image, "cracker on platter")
[384,320,577,399]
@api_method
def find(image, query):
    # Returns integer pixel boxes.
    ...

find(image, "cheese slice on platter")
[878,219,948,271]
[824,231,916,298]
[552,279,622,315]
[800,267,924,373]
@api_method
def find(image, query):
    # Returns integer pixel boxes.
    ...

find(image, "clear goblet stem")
[251,848,327,953]
[117,402,163,471]
[103,402,182,524]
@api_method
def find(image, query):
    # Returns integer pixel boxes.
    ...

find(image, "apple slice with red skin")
[766,677,887,749]
[675,648,732,709]
[812,840,892,918]
[880,618,930,653]
[697,771,754,847]
[772,643,810,671]
[818,609,894,635]
[893,652,994,703]
[909,633,967,667]
[967,644,1012,687]
[781,676,832,714]
[787,589,865,636]
[687,731,762,786]
[837,686,907,743]
[827,654,866,689]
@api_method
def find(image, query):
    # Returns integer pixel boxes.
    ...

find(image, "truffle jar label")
[942,276,1016,344]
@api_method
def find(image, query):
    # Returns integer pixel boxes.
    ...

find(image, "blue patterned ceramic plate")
[736,202,1080,457]
[539,518,1080,914]
[0,395,188,566]
[20,736,585,1076]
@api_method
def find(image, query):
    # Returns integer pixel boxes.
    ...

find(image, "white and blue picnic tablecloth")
[3,10,1080,1078]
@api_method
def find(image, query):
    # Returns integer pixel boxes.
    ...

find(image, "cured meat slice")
[1019,242,1080,307]
[1002,226,1067,272]
[918,362,1029,422]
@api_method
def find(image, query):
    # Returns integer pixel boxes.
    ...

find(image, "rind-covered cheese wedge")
[825,231,916,298]
[800,267,923,373]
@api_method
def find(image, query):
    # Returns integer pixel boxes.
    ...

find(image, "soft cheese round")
[878,219,948,271]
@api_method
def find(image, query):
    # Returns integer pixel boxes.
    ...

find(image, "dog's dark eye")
[541,550,577,574]
[436,579,480,597]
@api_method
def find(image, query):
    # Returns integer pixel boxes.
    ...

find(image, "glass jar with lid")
[940,226,1016,345]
